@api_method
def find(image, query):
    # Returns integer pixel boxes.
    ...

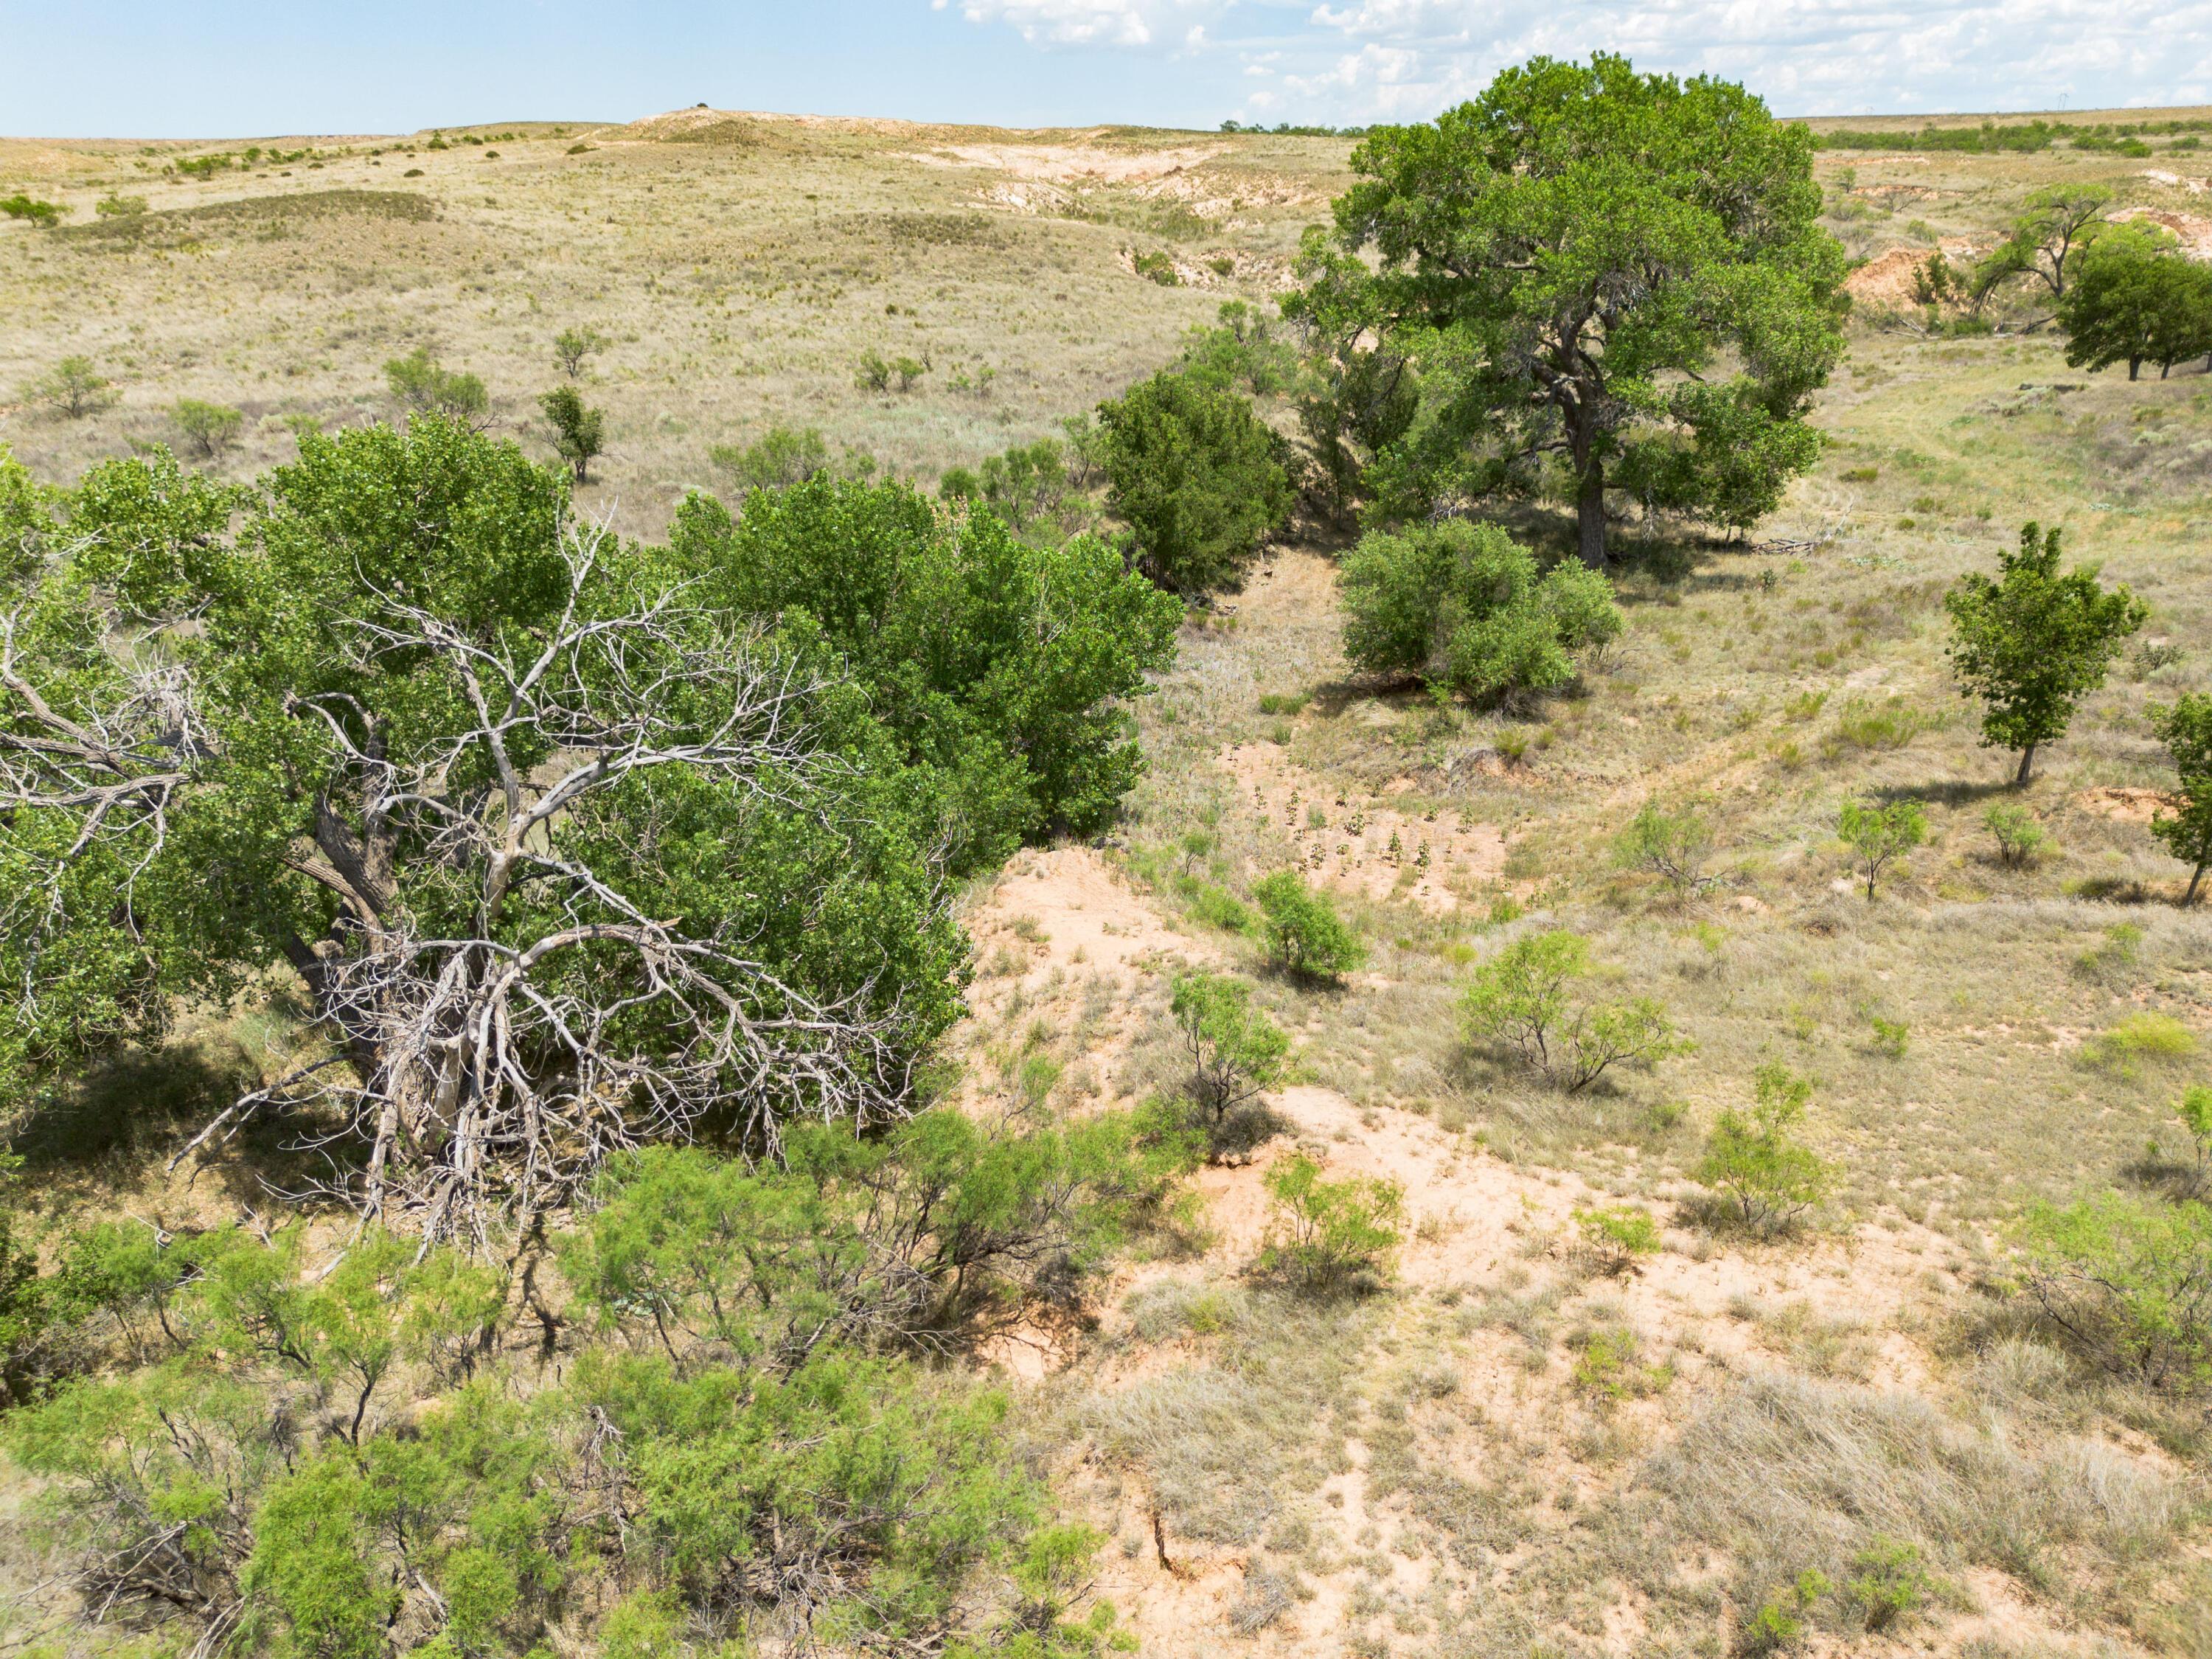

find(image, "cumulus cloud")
[941,0,2212,119]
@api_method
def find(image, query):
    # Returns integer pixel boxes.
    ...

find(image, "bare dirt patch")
[2076,785,2180,822]
[1217,741,1508,914]
[904,142,1224,184]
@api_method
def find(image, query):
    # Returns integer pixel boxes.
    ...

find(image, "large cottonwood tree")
[1290,55,1847,566]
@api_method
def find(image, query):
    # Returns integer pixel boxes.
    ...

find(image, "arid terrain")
[5,102,2212,1658]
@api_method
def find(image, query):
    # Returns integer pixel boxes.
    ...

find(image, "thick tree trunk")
[2014,742,2037,787]
[1575,462,1607,570]
[2128,359,2141,381]
[2188,861,2206,905]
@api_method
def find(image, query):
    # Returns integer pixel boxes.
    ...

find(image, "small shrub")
[1696,1063,1832,1237]
[383,347,488,422]
[2015,1192,2212,1390]
[1984,801,2049,866]
[0,194,63,226]
[1841,1537,1934,1633]
[1568,1325,1672,1400]
[551,324,606,378]
[538,384,605,482]
[2177,1084,2212,1193]
[1132,248,1180,285]
[29,355,118,419]
[1740,1571,1830,1656]
[2082,1012,2197,1077]
[1867,1015,1910,1058]
[171,398,242,459]
[1253,871,1364,981]
[1573,1205,1662,1276]
[94,193,147,218]
[891,355,930,392]
[1461,931,1691,1092]
[1259,1153,1402,1290]
[1613,800,1714,899]
[856,349,892,392]
[1837,797,1925,899]
[712,424,830,494]
[1170,972,1290,1129]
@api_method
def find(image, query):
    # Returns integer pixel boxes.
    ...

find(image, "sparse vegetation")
[1696,1063,1833,1236]
[1252,870,1365,981]
[1461,930,1690,1091]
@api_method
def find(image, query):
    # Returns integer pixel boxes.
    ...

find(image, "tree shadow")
[1874,778,2015,809]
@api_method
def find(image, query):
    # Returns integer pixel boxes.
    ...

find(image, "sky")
[1,0,2206,139]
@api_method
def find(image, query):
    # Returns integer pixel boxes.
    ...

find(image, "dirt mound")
[905,142,1222,184]
[2076,785,2179,823]
[1843,237,1981,308]
[2139,167,2210,196]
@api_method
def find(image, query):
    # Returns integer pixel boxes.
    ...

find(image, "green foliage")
[1741,1570,1831,1655]
[1338,519,1621,703]
[1177,301,1298,398]
[669,474,1181,866]
[1573,1204,1662,1276]
[1460,930,1690,1091]
[2147,692,2212,902]
[383,346,490,421]
[2016,1193,2212,1390]
[1842,1537,1935,1634]
[27,355,117,419]
[1867,1015,1910,1059]
[1295,339,1418,526]
[1837,798,1926,899]
[551,324,606,379]
[1983,801,2051,866]
[172,397,243,459]
[1944,522,2145,784]
[2081,1012,2197,1077]
[0,193,63,226]
[1566,1325,1671,1400]
[1292,54,1844,565]
[2057,221,2212,380]
[1971,184,2112,302]
[1613,799,1713,898]
[943,438,1071,530]
[2177,1085,2212,1193]
[0,441,53,586]
[1169,971,1290,1127]
[537,384,605,482]
[1252,871,1365,981]
[711,424,831,494]
[857,349,893,391]
[1096,368,1293,594]
[563,1111,1195,1364]
[1696,1063,1832,1237]
[1130,248,1179,285]
[1259,1153,1403,1291]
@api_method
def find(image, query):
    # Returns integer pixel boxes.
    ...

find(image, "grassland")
[5,102,2212,1658]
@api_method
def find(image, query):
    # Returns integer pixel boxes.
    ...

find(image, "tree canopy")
[2058,222,2212,380]
[1095,367,1293,594]
[1288,53,1846,566]
[1944,522,2145,785]
[0,427,1179,1240]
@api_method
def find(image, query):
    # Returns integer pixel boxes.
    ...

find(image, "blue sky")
[3,0,2205,138]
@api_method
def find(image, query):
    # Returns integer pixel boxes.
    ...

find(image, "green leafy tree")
[1696,1063,1832,1236]
[537,383,605,482]
[551,324,606,378]
[1,423,967,1231]
[383,345,490,422]
[1296,338,1419,527]
[171,397,242,459]
[669,475,1182,869]
[1461,929,1689,1091]
[1289,54,1845,567]
[0,194,63,227]
[1972,184,2112,307]
[1983,801,2050,867]
[711,424,832,495]
[28,355,117,420]
[2176,1085,2212,1194]
[1096,368,1293,594]
[1944,522,2145,785]
[2016,1193,2212,1390]
[1252,871,1365,981]
[2148,692,2212,903]
[1573,1204,1662,1276]
[1169,972,1290,1125]
[2058,222,2212,380]
[1338,519,1621,703]
[1259,1153,1403,1291]
[1613,799,1714,899]
[1837,798,1926,900]
[0,442,52,586]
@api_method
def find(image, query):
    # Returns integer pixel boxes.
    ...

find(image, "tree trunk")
[2014,743,2037,787]
[2188,860,2206,905]
[1575,462,1607,570]
[2160,362,2171,380]
[2128,359,2141,381]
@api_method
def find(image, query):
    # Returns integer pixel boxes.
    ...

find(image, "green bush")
[537,384,605,483]
[1096,368,1293,594]
[1461,930,1690,1092]
[2015,1192,2212,1390]
[1259,1153,1402,1290]
[2081,1011,2197,1077]
[2177,1085,2212,1192]
[172,397,243,459]
[28,355,116,420]
[1983,801,2050,866]
[383,346,489,422]
[1837,797,1926,899]
[1695,1063,1832,1237]
[1573,1205,1662,1276]
[551,324,606,379]
[2147,692,2212,903]
[1252,871,1365,981]
[711,424,831,493]
[0,194,63,226]
[1338,519,1620,703]
[1613,800,1714,899]
[1169,971,1290,1128]
[1842,1537,1935,1633]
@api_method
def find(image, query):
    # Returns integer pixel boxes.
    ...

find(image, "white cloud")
[942,0,2212,120]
